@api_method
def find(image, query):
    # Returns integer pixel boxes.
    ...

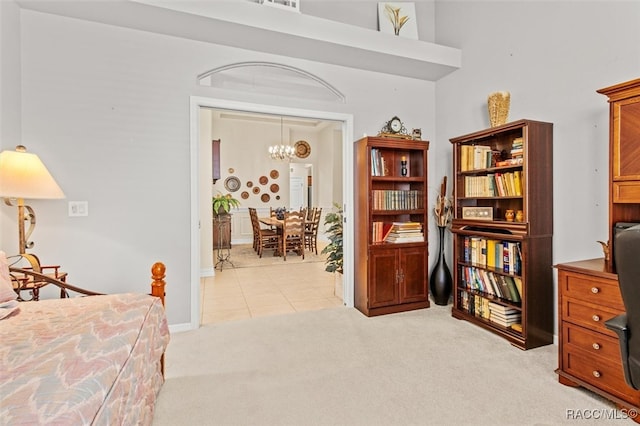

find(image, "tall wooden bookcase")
[449,119,553,349]
[354,136,430,316]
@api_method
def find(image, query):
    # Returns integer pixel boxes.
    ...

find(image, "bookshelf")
[449,119,554,349]
[354,136,430,316]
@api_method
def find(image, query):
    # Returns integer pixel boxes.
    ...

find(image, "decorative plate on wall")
[224,176,241,192]
[240,191,249,199]
[252,187,260,194]
[259,176,269,185]
[261,194,270,203]
[270,169,279,179]
[270,183,279,193]
[294,140,311,158]
[246,181,253,188]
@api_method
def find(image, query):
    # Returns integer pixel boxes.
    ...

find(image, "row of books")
[458,291,523,332]
[460,137,525,171]
[462,237,522,274]
[460,145,497,171]
[463,171,523,197]
[460,266,522,303]
[371,148,390,176]
[372,221,424,243]
[371,190,423,211]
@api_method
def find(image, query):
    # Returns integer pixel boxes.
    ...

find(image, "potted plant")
[321,203,343,298]
[212,192,241,215]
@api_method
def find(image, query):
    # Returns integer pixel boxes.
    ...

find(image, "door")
[289,175,305,210]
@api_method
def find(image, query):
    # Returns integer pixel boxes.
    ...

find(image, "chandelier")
[268,117,295,161]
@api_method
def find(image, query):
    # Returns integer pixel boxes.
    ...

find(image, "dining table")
[258,216,283,229]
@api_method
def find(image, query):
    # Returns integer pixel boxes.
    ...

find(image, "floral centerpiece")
[212,192,240,215]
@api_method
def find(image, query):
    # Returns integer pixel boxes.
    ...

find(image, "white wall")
[435,1,640,333]
[0,0,23,246]
[4,8,436,326]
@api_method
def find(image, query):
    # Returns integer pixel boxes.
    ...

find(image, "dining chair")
[305,207,322,254]
[249,208,279,257]
[280,210,305,261]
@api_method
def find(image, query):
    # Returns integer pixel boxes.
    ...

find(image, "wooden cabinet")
[556,259,640,412]
[597,78,640,269]
[354,136,430,316]
[555,78,640,418]
[212,214,231,249]
[449,119,554,349]
[369,246,428,309]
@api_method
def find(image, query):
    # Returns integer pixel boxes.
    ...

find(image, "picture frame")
[377,2,418,40]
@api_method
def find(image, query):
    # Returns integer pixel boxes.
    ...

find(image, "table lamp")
[0,145,65,254]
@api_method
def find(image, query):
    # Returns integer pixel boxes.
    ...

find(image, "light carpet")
[153,304,623,426]
[224,243,326,269]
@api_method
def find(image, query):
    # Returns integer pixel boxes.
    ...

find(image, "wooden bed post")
[150,261,167,377]
[150,262,166,306]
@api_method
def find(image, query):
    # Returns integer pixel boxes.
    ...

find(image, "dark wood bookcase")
[449,119,554,349]
[354,136,430,316]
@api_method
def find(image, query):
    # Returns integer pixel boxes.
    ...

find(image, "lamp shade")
[0,146,65,199]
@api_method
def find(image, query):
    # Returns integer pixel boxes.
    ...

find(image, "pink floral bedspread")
[0,293,170,425]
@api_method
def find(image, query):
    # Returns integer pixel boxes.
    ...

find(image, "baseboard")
[200,267,214,277]
[169,322,193,333]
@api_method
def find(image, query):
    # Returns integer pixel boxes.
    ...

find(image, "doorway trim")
[189,96,354,329]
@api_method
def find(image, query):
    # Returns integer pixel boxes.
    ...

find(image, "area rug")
[221,243,327,269]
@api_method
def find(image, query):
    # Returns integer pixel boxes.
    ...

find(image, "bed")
[0,251,170,425]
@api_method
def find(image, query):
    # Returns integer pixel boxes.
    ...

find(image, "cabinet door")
[399,246,427,303]
[613,97,640,181]
[213,215,232,249]
[369,249,399,308]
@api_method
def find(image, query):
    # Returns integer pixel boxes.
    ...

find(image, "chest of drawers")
[556,258,640,412]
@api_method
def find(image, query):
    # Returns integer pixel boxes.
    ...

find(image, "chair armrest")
[605,313,628,337]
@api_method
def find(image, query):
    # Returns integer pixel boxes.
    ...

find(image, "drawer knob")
[591,287,599,294]
[592,315,600,322]
[592,343,601,350]
[592,370,601,378]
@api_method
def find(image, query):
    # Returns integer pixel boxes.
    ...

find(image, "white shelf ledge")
[18,0,461,81]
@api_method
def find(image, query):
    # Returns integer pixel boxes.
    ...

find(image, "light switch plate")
[68,201,89,217]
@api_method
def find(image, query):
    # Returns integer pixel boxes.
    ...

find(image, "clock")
[378,116,411,139]
[388,116,403,133]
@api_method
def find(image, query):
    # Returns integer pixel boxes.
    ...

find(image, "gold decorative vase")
[488,91,510,127]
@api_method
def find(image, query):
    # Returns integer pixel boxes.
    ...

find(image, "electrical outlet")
[68,201,89,217]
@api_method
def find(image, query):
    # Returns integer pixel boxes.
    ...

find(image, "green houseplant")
[321,202,343,274]
[212,192,241,215]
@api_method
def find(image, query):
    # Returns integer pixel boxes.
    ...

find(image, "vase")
[429,225,453,306]
[487,91,510,127]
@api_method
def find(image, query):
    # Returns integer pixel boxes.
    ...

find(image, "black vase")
[429,225,453,306]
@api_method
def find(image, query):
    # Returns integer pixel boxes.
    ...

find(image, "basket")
[487,91,510,127]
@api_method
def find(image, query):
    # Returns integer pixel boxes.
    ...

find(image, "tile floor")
[200,256,344,325]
